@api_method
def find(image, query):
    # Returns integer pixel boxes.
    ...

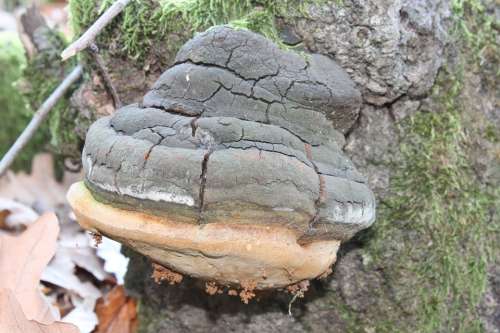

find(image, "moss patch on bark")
[0,32,49,172]
[0,26,82,173]
[69,0,324,61]
[358,1,499,331]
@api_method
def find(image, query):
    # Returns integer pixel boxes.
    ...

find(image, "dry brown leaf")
[106,298,137,333]
[95,286,137,333]
[0,209,9,229]
[0,289,79,333]
[0,213,60,324]
[0,153,82,212]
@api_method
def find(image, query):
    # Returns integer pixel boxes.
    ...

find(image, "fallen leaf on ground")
[58,217,110,282]
[42,216,107,297]
[96,236,129,284]
[0,153,82,213]
[0,289,79,333]
[62,296,99,333]
[0,212,60,324]
[0,198,38,231]
[42,216,108,333]
[95,286,137,333]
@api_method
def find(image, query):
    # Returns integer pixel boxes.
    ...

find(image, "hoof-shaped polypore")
[68,26,376,290]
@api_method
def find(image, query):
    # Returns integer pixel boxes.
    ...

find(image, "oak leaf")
[94,286,137,333]
[0,212,60,324]
[0,288,78,333]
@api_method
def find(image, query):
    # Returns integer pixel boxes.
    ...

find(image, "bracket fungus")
[67,26,376,291]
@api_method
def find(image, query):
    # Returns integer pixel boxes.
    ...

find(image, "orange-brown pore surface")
[67,182,340,290]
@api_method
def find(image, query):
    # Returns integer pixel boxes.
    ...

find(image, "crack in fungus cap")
[67,26,376,290]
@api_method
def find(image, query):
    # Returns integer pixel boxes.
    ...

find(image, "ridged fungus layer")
[68,26,376,290]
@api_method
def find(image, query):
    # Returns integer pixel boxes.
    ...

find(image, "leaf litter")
[0,154,134,333]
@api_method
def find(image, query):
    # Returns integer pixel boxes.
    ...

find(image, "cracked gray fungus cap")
[70,26,376,289]
[82,25,375,241]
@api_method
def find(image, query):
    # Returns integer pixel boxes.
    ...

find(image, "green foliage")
[0,32,50,172]
[69,0,324,60]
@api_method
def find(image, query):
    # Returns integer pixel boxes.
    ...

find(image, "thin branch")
[89,43,122,108]
[61,0,131,61]
[0,65,83,176]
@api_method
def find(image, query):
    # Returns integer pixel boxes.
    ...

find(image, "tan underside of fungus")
[68,182,340,289]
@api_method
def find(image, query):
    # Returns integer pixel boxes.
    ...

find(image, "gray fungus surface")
[82,26,376,241]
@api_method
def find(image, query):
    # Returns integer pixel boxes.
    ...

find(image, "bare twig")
[89,43,122,108]
[0,66,83,176]
[61,0,131,61]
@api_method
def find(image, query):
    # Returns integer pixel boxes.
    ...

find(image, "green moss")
[69,0,325,61]
[452,0,498,64]
[364,1,499,331]
[484,124,499,143]
[0,25,83,173]
[20,27,82,164]
[374,93,496,332]
[0,27,82,173]
[0,32,51,172]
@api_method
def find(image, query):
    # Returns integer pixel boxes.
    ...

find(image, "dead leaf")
[58,223,110,281]
[96,236,129,284]
[62,297,98,333]
[0,210,9,229]
[0,154,121,332]
[0,289,79,333]
[42,217,107,295]
[0,153,82,213]
[41,217,105,333]
[0,198,38,231]
[0,213,60,324]
[95,286,137,333]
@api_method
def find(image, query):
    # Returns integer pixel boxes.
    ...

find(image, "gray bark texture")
[69,0,499,332]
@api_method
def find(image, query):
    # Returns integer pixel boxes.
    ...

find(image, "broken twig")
[89,43,122,108]
[61,0,131,61]
[0,65,83,176]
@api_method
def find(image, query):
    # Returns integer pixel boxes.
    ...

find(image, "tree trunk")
[67,1,499,332]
